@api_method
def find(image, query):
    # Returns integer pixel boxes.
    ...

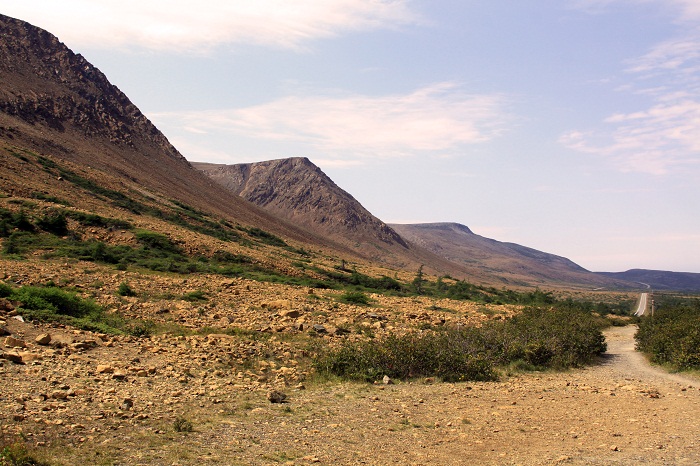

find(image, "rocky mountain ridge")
[193,159,473,278]
[389,222,634,289]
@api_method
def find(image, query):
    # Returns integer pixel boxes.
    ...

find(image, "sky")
[2,0,700,273]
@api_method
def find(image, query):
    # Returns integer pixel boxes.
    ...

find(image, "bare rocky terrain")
[3,281,698,466]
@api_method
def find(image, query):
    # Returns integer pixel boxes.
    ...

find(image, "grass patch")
[0,281,145,335]
[337,291,372,306]
[0,437,50,466]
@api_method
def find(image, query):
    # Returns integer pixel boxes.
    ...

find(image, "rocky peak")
[0,14,185,162]
[194,158,408,249]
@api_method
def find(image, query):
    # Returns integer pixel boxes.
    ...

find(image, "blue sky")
[3,0,700,273]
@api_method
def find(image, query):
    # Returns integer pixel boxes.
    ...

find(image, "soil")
[3,319,699,465]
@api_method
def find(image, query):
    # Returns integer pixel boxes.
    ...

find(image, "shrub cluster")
[314,307,607,383]
[635,299,700,370]
[0,282,145,336]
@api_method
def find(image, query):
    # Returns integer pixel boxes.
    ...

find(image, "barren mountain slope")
[0,14,345,252]
[194,159,473,279]
[390,222,635,289]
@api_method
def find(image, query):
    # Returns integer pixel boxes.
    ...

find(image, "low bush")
[1,282,126,334]
[173,416,193,433]
[314,307,607,383]
[0,439,49,466]
[635,299,700,370]
[117,282,136,297]
[338,291,371,306]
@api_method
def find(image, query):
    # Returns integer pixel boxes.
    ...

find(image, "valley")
[1,12,699,466]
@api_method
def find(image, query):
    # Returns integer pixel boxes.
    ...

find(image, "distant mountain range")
[599,270,700,293]
[2,13,698,292]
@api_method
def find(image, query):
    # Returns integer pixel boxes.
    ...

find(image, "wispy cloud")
[570,0,700,21]
[3,0,421,52]
[152,82,511,161]
[562,1,700,175]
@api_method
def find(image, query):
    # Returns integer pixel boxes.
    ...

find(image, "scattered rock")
[35,333,52,345]
[280,309,301,319]
[18,351,42,363]
[4,336,26,348]
[96,364,114,374]
[0,326,9,336]
[383,375,393,385]
[267,390,287,404]
[262,300,291,310]
[1,352,24,364]
[313,324,327,334]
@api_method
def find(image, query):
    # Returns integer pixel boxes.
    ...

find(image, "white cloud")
[562,1,700,175]
[560,99,700,174]
[151,83,510,161]
[2,0,420,52]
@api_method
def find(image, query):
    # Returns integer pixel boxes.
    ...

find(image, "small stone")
[112,371,127,381]
[4,336,26,348]
[1,352,24,364]
[0,326,9,336]
[18,352,42,363]
[382,375,393,385]
[610,445,619,452]
[50,390,68,400]
[267,390,287,404]
[96,364,114,374]
[121,398,134,410]
[35,333,52,345]
[312,324,327,334]
[280,309,301,319]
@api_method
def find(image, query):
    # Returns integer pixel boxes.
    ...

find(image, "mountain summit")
[193,158,410,253]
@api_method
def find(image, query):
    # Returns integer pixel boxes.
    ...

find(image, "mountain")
[193,158,407,249]
[0,14,341,251]
[193,159,470,277]
[598,269,700,293]
[389,223,634,289]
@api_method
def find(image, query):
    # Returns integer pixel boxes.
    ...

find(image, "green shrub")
[173,416,193,433]
[36,212,68,236]
[338,291,371,305]
[12,286,102,318]
[181,290,207,302]
[314,307,606,383]
[117,282,136,297]
[635,300,700,370]
[134,230,179,253]
[0,282,12,298]
[4,284,125,334]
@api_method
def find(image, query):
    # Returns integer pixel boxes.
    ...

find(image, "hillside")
[0,13,344,255]
[193,159,471,278]
[389,222,634,289]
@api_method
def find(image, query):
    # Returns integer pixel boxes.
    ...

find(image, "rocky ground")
[1,259,698,465]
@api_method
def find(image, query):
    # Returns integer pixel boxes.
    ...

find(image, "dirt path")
[602,325,698,386]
